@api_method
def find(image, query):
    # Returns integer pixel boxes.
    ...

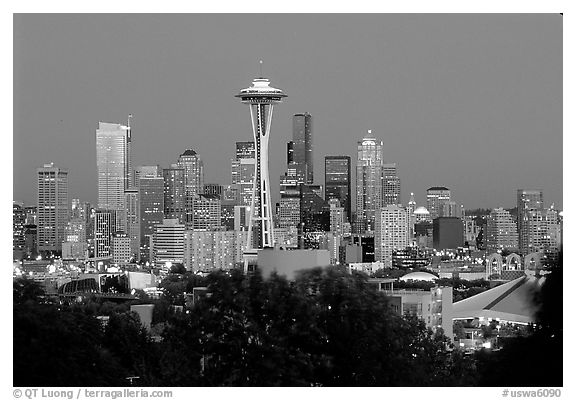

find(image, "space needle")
[235,66,287,269]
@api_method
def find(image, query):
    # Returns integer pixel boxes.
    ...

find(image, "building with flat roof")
[37,163,69,253]
[433,217,464,250]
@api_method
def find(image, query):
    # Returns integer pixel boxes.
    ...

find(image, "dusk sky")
[13,14,563,209]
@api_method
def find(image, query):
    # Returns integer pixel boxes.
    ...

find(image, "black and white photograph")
[11,9,565,393]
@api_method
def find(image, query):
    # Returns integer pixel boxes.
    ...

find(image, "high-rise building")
[96,121,132,231]
[112,232,132,265]
[94,209,116,258]
[64,217,86,243]
[177,149,204,228]
[356,130,383,233]
[375,205,409,268]
[517,189,544,255]
[382,163,401,206]
[192,194,222,230]
[292,113,313,184]
[152,219,185,270]
[325,155,351,223]
[204,183,223,197]
[485,208,519,252]
[231,141,255,207]
[543,205,562,261]
[13,202,26,259]
[163,166,186,224]
[184,230,248,272]
[235,76,286,263]
[426,187,451,220]
[300,184,330,233]
[442,201,459,218]
[406,193,417,241]
[134,165,162,187]
[329,199,345,235]
[37,163,69,253]
[124,188,140,260]
[139,176,165,261]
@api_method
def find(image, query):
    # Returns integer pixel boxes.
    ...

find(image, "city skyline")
[14,14,562,210]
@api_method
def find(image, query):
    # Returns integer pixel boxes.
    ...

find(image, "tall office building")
[375,205,409,268]
[94,209,116,258]
[356,130,383,233]
[382,163,401,206]
[235,76,286,260]
[204,183,223,197]
[13,202,26,259]
[139,176,165,261]
[37,163,69,253]
[177,149,204,228]
[426,187,451,220]
[329,199,345,235]
[517,189,544,255]
[152,219,185,269]
[124,188,140,259]
[96,121,132,231]
[485,208,519,252]
[192,194,222,230]
[292,113,313,184]
[325,155,351,223]
[406,193,417,241]
[163,166,186,224]
[432,217,464,250]
[134,165,162,187]
[112,232,132,265]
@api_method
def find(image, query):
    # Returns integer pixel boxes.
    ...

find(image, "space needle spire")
[235,73,287,270]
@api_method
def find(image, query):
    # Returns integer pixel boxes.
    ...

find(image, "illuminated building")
[485,208,518,251]
[292,113,313,184]
[356,130,383,233]
[152,219,185,270]
[325,155,351,222]
[426,187,451,220]
[382,163,400,206]
[37,163,69,253]
[374,205,409,268]
[96,121,132,231]
[163,166,186,224]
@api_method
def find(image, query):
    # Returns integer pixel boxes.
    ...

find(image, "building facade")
[374,205,409,268]
[485,208,519,252]
[37,163,69,253]
[426,187,451,220]
[325,155,351,223]
[96,122,132,231]
[382,163,401,206]
[356,131,383,233]
[292,113,313,184]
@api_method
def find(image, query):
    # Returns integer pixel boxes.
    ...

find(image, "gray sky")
[13,14,562,210]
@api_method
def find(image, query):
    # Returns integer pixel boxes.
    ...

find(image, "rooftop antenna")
[128,114,133,129]
[259,60,263,78]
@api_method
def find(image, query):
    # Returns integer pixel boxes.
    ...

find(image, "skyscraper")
[37,163,69,253]
[94,209,116,258]
[375,205,409,268]
[485,208,519,252]
[96,121,132,231]
[13,202,26,259]
[124,188,140,260]
[426,187,451,220]
[163,166,186,224]
[177,149,204,228]
[517,189,544,255]
[139,176,165,261]
[134,165,162,188]
[152,219,185,270]
[356,130,383,233]
[231,141,256,207]
[382,162,401,206]
[292,113,313,184]
[235,76,287,261]
[325,155,351,223]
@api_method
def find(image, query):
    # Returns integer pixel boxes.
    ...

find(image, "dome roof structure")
[413,206,430,215]
[399,271,438,282]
